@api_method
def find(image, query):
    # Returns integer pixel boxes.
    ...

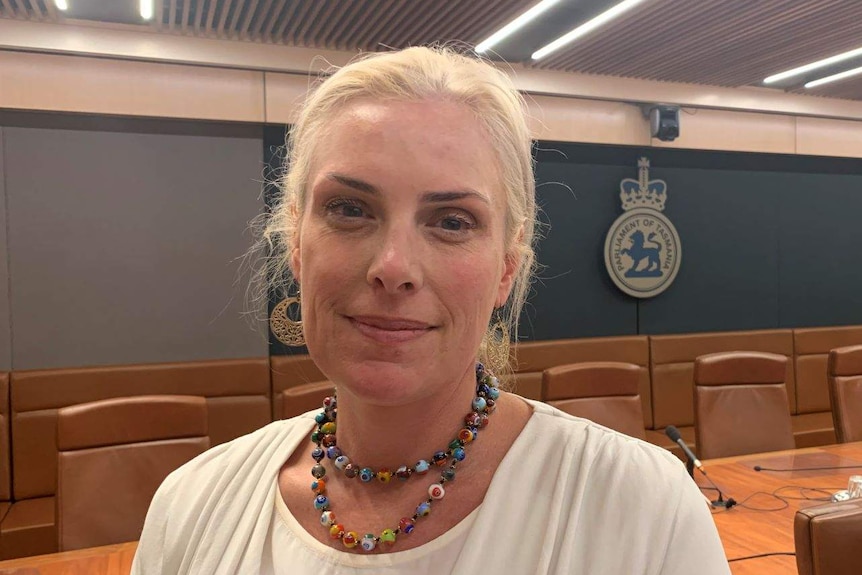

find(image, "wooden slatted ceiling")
[1,1,862,102]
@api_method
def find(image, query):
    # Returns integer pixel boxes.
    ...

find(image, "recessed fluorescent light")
[140,0,154,20]
[532,0,648,60]
[54,0,68,10]
[475,0,563,54]
[805,64,862,89]
[764,46,862,84]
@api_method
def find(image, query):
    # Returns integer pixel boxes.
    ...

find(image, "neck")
[330,363,479,469]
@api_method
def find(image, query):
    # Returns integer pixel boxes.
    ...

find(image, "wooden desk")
[698,442,862,575]
[0,541,137,575]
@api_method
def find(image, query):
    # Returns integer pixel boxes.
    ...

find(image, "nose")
[366,223,424,294]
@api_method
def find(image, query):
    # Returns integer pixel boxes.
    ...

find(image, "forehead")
[309,99,503,199]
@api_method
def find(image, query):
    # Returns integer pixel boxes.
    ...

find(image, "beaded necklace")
[309,363,500,552]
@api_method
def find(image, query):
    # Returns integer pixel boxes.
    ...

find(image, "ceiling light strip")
[764,46,862,84]
[54,0,68,10]
[140,0,154,21]
[805,64,862,89]
[475,0,563,54]
[532,0,648,60]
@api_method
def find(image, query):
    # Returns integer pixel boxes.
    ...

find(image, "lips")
[347,315,434,344]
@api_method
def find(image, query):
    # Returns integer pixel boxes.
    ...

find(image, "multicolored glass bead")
[359,467,374,482]
[399,517,415,534]
[334,455,350,470]
[311,479,326,494]
[320,510,336,526]
[321,422,336,434]
[452,447,466,461]
[321,434,337,447]
[343,463,358,478]
[361,534,377,551]
[432,451,448,466]
[380,529,397,545]
[395,465,412,480]
[329,524,345,539]
[428,484,445,499]
[312,447,325,462]
[472,397,487,411]
[314,495,330,510]
[442,468,455,482]
[342,531,359,548]
[417,501,431,516]
[377,469,392,483]
[458,428,474,443]
[311,464,326,479]
[414,460,430,474]
[326,446,342,459]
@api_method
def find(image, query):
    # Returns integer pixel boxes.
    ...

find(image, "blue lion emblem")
[621,230,663,277]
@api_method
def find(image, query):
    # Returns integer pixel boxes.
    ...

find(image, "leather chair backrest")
[56,395,209,551]
[280,381,335,420]
[543,362,646,440]
[515,336,652,425]
[827,345,862,443]
[694,351,795,460]
[795,499,862,575]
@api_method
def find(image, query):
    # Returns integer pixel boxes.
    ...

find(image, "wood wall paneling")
[0,51,265,122]
[651,108,796,154]
[526,95,649,146]
[795,117,862,158]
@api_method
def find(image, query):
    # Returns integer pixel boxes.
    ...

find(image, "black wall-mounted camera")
[646,105,680,141]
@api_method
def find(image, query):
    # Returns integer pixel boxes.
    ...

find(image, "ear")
[495,248,521,308]
[290,245,301,286]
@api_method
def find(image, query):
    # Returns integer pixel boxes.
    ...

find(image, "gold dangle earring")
[485,310,511,375]
[270,291,306,347]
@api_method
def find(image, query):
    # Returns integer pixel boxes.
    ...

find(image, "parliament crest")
[604,157,681,298]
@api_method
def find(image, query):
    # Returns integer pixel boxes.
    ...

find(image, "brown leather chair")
[542,362,646,440]
[56,395,209,551]
[795,499,862,575]
[827,345,862,443]
[281,380,335,420]
[694,351,795,459]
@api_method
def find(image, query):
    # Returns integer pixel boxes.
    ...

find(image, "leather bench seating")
[0,358,269,560]
[0,373,9,538]
[271,355,330,420]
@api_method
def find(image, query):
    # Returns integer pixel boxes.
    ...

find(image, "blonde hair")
[262,46,537,372]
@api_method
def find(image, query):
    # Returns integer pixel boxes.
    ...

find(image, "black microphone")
[665,425,737,509]
[665,425,703,473]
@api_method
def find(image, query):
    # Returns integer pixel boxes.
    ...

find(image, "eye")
[435,212,476,234]
[325,198,367,219]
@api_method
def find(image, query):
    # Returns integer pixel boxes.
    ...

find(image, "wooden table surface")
[697,441,862,575]
[0,541,137,575]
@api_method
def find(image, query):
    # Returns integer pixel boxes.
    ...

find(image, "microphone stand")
[698,468,737,509]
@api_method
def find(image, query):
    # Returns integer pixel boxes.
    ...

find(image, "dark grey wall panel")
[525,162,637,340]
[778,172,862,327]
[6,126,267,369]
[638,168,780,334]
[0,128,11,371]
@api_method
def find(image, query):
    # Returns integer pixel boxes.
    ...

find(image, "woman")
[133,47,730,574]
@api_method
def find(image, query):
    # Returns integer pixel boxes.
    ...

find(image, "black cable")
[728,552,796,563]
[754,464,862,472]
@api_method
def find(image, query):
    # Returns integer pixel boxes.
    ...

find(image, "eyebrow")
[326,172,490,205]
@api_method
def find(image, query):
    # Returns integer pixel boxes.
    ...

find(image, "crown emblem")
[620,157,667,211]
